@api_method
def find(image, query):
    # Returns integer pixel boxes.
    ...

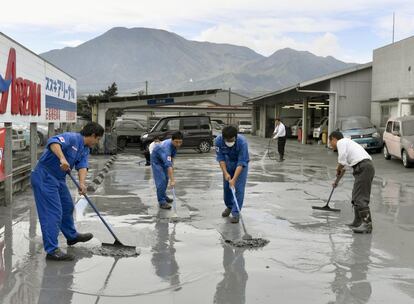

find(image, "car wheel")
[402,150,412,168]
[383,145,391,160]
[198,140,211,153]
[37,132,44,146]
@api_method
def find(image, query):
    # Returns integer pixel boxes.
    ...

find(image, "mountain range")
[41,27,356,97]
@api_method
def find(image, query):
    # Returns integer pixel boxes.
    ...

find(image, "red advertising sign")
[0,128,5,182]
[0,48,41,116]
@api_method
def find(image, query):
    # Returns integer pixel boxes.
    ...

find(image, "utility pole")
[228,88,232,124]
[145,81,148,95]
[392,12,395,43]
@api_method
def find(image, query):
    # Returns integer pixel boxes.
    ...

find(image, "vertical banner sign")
[0,128,5,182]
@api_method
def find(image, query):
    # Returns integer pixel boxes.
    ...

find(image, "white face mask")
[225,141,235,147]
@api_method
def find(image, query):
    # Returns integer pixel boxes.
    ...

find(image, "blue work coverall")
[215,135,249,216]
[151,139,176,206]
[31,133,89,254]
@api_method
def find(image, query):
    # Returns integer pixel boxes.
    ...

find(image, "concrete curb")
[87,155,118,192]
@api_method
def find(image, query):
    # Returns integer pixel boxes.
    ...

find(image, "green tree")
[100,82,118,99]
[77,83,119,120]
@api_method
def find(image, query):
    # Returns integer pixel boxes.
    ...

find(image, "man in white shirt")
[144,137,161,166]
[329,131,375,234]
[272,118,286,162]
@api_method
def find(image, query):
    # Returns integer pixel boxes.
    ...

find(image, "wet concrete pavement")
[1,136,414,303]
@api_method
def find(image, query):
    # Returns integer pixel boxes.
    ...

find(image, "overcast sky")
[2,0,414,63]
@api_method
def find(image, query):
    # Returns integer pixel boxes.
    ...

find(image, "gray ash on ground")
[89,246,140,257]
[224,238,269,249]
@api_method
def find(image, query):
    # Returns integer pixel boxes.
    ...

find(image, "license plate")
[361,143,368,148]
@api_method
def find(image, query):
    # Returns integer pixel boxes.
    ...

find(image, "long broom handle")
[326,169,346,206]
[230,187,249,235]
[172,187,177,213]
[67,172,122,244]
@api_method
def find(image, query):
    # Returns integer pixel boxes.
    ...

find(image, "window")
[199,117,210,130]
[165,119,180,131]
[393,121,400,133]
[182,117,199,130]
[380,105,391,127]
[386,121,393,133]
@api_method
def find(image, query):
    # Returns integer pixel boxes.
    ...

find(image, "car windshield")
[402,121,414,136]
[239,121,250,125]
[341,117,373,130]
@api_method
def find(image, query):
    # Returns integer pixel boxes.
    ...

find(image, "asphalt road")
[0,136,413,304]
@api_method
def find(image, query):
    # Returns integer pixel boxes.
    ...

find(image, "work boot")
[347,205,362,228]
[159,203,172,210]
[166,196,173,204]
[67,233,94,246]
[221,208,231,217]
[352,208,372,234]
[230,215,240,224]
[46,248,75,261]
[278,156,284,162]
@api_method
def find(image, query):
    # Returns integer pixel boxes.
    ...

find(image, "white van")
[238,120,252,134]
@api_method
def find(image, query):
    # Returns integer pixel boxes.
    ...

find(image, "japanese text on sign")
[45,77,75,101]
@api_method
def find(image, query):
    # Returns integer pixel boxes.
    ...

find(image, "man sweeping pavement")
[215,125,249,223]
[31,122,104,261]
[329,131,375,233]
[151,132,183,209]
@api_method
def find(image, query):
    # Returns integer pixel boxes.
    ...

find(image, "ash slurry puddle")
[89,245,140,257]
[224,238,270,249]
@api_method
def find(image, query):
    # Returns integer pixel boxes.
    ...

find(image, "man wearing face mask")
[215,125,250,223]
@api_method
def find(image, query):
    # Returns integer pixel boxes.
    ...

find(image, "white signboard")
[0,33,76,123]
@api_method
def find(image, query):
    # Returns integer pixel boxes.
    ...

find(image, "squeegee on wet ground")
[312,169,345,212]
[68,172,138,255]
[228,187,269,248]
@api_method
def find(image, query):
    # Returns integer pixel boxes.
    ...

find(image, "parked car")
[212,119,225,127]
[111,119,147,148]
[313,117,328,140]
[0,123,26,151]
[13,123,48,147]
[383,116,414,168]
[141,116,213,153]
[238,120,252,134]
[335,116,383,152]
[291,118,313,137]
[211,120,223,138]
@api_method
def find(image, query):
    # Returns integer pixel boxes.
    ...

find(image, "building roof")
[374,35,414,53]
[97,88,248,103]
[248,62,372,103]
[0,32,77,80]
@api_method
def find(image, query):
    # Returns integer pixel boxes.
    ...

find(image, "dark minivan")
[141,116,213,153]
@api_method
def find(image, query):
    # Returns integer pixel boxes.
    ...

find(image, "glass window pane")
[182,118,199,130]
[166,119,180,131]
[386,121,393,132]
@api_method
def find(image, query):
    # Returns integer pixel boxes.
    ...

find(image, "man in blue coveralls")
[151,132,183,209]
[215,125,249,223]
[31,122,104,261]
